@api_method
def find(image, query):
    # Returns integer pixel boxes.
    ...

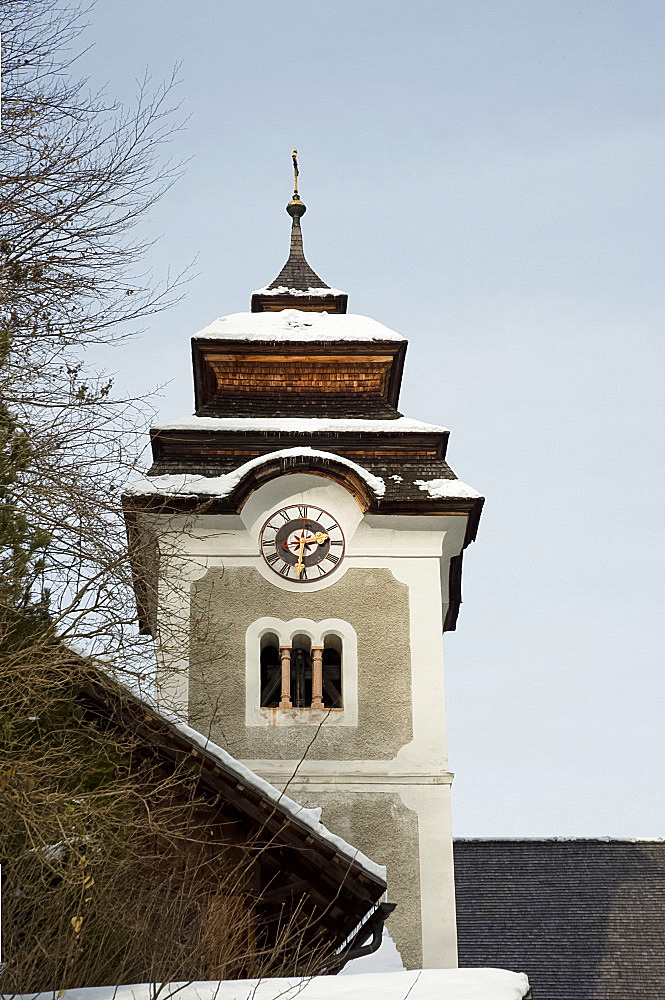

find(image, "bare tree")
[0,7,367,990]
[0,2,311,988]
[0,0,186,662]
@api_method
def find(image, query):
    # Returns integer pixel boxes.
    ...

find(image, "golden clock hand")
[301,530,329,549]
[295,534,306,575]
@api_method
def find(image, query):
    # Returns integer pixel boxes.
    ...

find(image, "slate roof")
[454,838,665,1000]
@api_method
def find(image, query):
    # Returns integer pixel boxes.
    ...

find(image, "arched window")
[322,634,343,708]
[260,632,280,707]
[248,618,354,720]
[290,634,312,709]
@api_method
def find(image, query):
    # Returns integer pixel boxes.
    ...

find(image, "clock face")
[259,505,345,583]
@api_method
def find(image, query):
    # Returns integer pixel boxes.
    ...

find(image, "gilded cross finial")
[292,148,299,199]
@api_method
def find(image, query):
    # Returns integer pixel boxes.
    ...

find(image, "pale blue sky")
[79,0,664,835]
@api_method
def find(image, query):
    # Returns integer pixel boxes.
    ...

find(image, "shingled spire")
[251,151,348,313]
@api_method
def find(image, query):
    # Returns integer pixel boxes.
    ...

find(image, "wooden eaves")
[77,671,388,954]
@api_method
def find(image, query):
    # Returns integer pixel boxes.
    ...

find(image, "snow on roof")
[252,285,347,297]
[414,478,482,500]
[24,969,530,1000]
[151,703,386,883]
[153,415,447,434]
[455,835,665,843]
[192,310,405,342]
[125,447,386,499]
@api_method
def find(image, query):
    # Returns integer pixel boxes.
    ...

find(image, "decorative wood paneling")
[191,339,407,411]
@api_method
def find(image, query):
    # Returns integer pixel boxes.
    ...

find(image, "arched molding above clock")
[230,448,381,515]
[245,616,358,729]
[241,472,365,557]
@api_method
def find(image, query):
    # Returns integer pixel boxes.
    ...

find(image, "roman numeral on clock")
[298,505,308,519]
[325,552,339,566]
[266,552,279,564]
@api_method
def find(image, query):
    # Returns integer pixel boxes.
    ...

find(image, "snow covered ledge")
[125,447,386,501]
[192,309,405,343]
[22,969,531,1000]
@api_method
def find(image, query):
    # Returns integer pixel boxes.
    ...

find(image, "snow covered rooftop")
[125,447,386,499]
[24,969,531,1000]
[414,478,482,500]
[192,310,405,343]
[153,415,447,434]
[151,701,386,883]
[252,285,348,298]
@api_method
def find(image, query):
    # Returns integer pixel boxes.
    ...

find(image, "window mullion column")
[279,645,292,709]
[311,645,324,710]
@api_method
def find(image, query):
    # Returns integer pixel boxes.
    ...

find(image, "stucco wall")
[188,565,413,760]
[295,788,422,969]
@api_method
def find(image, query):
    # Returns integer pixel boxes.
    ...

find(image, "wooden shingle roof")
[250,198,347,314]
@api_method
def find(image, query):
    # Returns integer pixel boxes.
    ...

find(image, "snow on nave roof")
[22,968,531,1000]
[193,310,405,342]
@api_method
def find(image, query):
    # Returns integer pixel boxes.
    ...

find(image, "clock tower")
[124,163,483,970]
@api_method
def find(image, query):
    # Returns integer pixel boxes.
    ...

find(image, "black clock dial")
[260,505,345,582]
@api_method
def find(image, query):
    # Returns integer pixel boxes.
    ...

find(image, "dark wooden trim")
[149,427,449,465]
[386,340,407,409]
[123,489,484,522]
[122,507,156,636]
[250,292,348,314]
[444,553,463,632]
[191,337,404,359]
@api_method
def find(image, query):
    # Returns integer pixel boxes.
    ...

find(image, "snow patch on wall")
[125,447,386,499]
[192,309,405,342]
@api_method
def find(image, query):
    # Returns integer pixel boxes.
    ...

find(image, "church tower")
[124,156,484,970]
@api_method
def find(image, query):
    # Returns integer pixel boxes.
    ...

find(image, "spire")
[250,151,348,314]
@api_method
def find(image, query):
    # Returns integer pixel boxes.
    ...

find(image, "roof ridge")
[454,836,665,842]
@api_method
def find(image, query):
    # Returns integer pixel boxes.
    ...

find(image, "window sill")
[254,706,349,728]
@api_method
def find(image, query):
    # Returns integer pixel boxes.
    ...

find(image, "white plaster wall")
[149,473,468,775]
[281,778,458,969]
[145,472,469,969]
